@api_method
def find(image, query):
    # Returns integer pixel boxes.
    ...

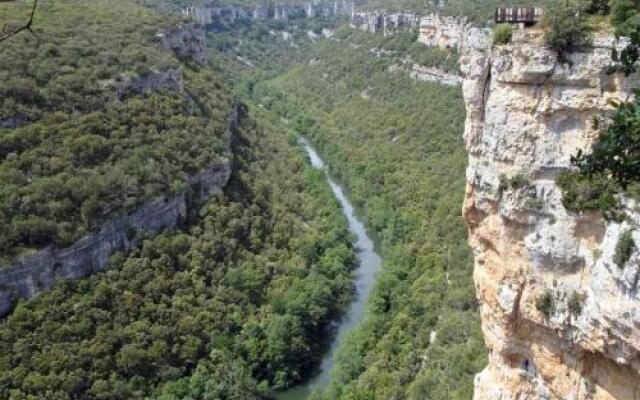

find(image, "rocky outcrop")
[408,64,461,85]
[419,13,469,50]
[116,68,183,101]
[182,1,357,25]
[0,104,243,317]
[461,28,640,400]
[160,23,207,65]
[350,11,419,36]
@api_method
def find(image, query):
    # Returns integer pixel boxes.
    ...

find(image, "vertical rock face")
[350,11,419,36]
[461,29,640,400]
[0,102,244,318]
[182,1,357,25]
[116,69,183,101]
[419,13,469,50]
[0,164,231,317]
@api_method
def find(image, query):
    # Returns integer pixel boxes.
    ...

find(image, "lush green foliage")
[573,95,640,187]
[611,0,640,35]
[333,27,460,73]
[588,0,612,14]
[0,107,356,399]
[558,92,640,220]
[556,172,624,220]
[0,0,232,259]
[493,24,513,45]
[249,29,485,400]
[614,229,635,267]
[543,0,592,56]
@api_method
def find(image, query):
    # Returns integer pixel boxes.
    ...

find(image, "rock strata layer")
[461,29,640,400]
[0,103,242,317]
[183,0,359,25]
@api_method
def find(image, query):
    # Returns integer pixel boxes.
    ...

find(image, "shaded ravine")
[276,139,383,400]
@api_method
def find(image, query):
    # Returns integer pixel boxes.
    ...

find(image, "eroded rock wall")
[0,103,243,317]
[419,13,469,50]
[350,11,419,36]
[461,28,640,400]
[161,23,207,65]
[183,1,357,25]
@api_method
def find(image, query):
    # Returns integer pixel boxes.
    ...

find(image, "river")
[275,139,383,400]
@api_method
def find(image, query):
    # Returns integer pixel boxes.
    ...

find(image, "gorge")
[2,0,640,399]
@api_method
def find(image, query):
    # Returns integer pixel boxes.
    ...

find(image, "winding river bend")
[276,140,383,399]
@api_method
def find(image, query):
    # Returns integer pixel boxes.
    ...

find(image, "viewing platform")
[495,6,543,26]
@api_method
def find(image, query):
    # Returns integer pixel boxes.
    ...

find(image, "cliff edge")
[461,28,640,400]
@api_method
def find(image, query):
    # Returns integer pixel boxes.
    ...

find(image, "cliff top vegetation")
[0,0,234,262]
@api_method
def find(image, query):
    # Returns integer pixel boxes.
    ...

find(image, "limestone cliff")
[161,23,207,65]
[0,104,243,317]
[116,68,183,101]
[182,1,359,25]
[461,28,640,400]
[350,11,419,36]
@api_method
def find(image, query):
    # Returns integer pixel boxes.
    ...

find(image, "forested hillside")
[0,103,356,399]
[248,26,486,399]
[0,0,232,261]
[0,1,359,399]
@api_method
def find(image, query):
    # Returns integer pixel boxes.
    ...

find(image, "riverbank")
[275,139,383,399]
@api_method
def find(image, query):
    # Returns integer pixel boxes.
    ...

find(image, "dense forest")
[248,25,485,399]
[0,0,232,261]
[4,0,640,399]
[0,1,360,399]
[0,100,357,400]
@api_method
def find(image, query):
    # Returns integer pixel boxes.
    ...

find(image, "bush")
[544,0,592,57]
[498,173,529,193]
[587,0,612,14]
[493,24,513,45]
[614,229,635,268]
[568,291,586,315]
[572,95,640,188]
[611,0,640,34]
[555,172,624,221]
[535,290,555,318]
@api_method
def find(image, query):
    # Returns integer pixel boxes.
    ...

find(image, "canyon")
[461,27,640,399]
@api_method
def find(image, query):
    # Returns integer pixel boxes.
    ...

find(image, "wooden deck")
[495,6,543,25]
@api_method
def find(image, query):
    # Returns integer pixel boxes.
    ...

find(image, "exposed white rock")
[462,29,640,400]
[419,13,470,50]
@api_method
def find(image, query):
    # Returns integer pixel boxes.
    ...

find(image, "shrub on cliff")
[614,229,636,268]
[568,291,586,315]
[588,0,612,14]
[572,94,640,187]
[543,0,592,57]
[535,290,555,317]
[558,93,640,220]
[493,24,513,45]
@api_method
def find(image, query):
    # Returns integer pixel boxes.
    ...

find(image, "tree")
[0,0,38,42]
[544,0,592,58]
[572,92,640,187]
[493,24,513,45]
